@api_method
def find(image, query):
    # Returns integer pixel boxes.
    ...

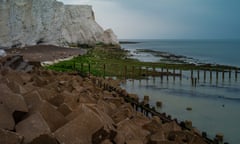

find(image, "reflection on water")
[121,70,240,144]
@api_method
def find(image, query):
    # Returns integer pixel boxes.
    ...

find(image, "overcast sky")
[60,0,240,40]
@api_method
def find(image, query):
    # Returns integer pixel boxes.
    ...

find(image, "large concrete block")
[150,131,166,142]
[125,139,144,144]
[7,81,27,94]
[130,114,151,127]
[104,97,124,108]
[32,75,48,87]
[111,103,134,123]
[29,134,59,144]
[55,104,115,144]
[166,131,207,144]
[73,90,97,104]
[36,101,67,132]
[62,90,79,110]
[37,88,57,101]
[114,119,150,144]
[142,118,162,134]
[100,139,113,144]
[22,82,37,94]
[162,121,182,133]
[0,104,15,130]
[23,90,43,113]
[0,83,28,114]
[96,100,116,116]
[168,131,207,143]
[0,128,23,144]
[92,127,117,144]
[2,70,24,84]
[16,113,51,144]
[71,80,85,93]
[57,103,72,116]
[48,94,65,107]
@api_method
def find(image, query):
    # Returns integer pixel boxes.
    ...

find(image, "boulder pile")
[0,57,208,144]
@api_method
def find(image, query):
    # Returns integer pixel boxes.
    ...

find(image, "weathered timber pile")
[0,57,208,144]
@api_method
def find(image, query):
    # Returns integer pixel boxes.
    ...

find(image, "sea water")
[122,39,240,66]
[121,39,240,144]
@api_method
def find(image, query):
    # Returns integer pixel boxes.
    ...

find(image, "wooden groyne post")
[103,64,106,78]
[132,66,135,78]
[93,77,223,144]
[138,66,142,77]
[210,70,213,82]
[229,69,232,80]
[166,68,169,81]
[124,65,127,79]
[235,69,238,80]
[197,70,200,80]
[173,68,176,81]
[88,63,91,76]
[73,61,76,70]
[204,70,206,82]
[146,67,149,77]
[191,77,197,87]
[222,70,225,81]
[81,63,84,73]
[180,69,182,81]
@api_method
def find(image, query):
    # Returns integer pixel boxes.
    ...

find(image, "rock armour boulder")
[0,59,209,144]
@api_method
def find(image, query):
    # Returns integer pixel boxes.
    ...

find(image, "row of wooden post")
[190,69,238,81]
[91,69,227,144]
[72,62,239,83]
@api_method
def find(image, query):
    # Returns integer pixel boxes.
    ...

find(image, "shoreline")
[0,54,217,144]
[126,47,240,69]
[0,45,223,143]
[121,39,240,68]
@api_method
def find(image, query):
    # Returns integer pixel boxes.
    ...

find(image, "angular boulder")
[16,113,51,144]
[23,90,43,113]
[7,81,27,94]
[54,104,116,144]
[33,101,67,132]
[111,103,135,123]
[0,104,15,130]
[29,134,59,144]
[0,83,28,114]
[162,121,182,133]
[0,128,23,144]
[114,119,150,144]
[142,116,162,134]
[57,103,72,116]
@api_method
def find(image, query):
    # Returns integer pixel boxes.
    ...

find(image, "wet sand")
[5,45,86,62]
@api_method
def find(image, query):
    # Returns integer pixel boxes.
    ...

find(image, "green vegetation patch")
[45,46,239,79]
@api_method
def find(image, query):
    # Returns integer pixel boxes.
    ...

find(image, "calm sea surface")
[121,39,240,144]
[122,39,240,66]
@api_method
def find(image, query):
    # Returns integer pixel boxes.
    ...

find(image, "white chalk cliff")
[0,0,119,49]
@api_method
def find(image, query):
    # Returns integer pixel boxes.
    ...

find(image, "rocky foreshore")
[0,55,213,144]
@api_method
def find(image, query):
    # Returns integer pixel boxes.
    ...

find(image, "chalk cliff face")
[0,0,119,49]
